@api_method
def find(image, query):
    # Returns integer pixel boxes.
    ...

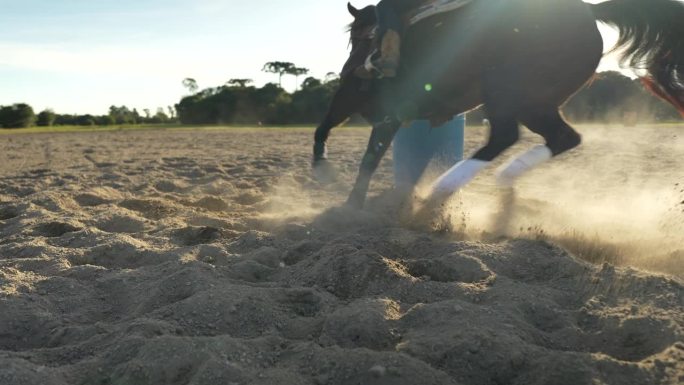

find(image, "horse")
[312,0,684,209]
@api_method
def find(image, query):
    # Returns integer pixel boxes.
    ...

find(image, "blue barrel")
[393,115,465,191]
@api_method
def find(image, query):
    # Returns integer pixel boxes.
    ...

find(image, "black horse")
[312,0,684,208]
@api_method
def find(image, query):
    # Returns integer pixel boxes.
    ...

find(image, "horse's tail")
[590,0,684,117]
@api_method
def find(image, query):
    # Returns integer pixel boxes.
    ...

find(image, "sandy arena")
[0,124,682,385]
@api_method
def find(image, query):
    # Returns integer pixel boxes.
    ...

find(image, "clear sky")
[1,0,622,115]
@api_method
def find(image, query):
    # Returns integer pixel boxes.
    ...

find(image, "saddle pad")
[409,0,473,25]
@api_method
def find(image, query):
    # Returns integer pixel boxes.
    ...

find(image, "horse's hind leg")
[496,108,581,186]
[430,112,519,195]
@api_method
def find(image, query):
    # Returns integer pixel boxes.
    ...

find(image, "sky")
[0,0,623,115]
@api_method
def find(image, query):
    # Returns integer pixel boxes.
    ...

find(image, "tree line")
[1,66,680,129]
[0,104,177,129]
[175,61,339,125]
[562,71,680,123]
[175,76,340,125]
[175,68,681,126]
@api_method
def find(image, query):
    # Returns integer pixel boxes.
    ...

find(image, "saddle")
[362,0,474,38]
[351,0,474,80]
[407,0,473,26]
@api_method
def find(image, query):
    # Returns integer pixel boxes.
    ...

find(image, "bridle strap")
[351,26,377,41]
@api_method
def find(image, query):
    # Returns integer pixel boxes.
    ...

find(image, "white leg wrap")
[431,159,490,194]
[496,145,553,187]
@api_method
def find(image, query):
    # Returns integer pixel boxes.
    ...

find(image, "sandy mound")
[0,127,682,385]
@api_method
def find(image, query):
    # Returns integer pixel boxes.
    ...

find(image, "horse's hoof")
[312,160,338,184]
[345,194,365,210]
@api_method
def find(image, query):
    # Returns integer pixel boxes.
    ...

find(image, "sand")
[0,125,682,385]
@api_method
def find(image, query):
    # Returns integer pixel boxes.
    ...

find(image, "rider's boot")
[355,29,401,79]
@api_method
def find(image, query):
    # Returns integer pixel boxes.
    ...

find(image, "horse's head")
[340,3,377,78]
[311,3,380,167]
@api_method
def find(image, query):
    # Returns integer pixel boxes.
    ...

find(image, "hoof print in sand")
[0,206,20,220]
[283,240,324,266]
[74,193,109,207]
[33,221,82,237]
[191,196,229,212]
[73,187,121,207]
[577,312,678,362]
[69,236,152,268]
[302,245,415,299]
[119,199,176,220]
[95,215,147,234]
[321,299,401,350]
[243,246,282,268]
[229,231,276,253]
[405,254,494,284]
[153,180,187,193]
[279,289,325,318]
[173,226,222,246]
[228,259,275,282]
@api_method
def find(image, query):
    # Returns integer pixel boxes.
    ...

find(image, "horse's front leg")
[312,83,364,183]
[313,114,335,164]
[347,117,401,208]
[312,114,341,184]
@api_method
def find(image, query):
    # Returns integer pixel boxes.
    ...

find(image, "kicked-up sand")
[0,125,682,385]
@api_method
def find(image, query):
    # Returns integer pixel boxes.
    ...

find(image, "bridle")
[341,23,380,92]
[350,25,377,46]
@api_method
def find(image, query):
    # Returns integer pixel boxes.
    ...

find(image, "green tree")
[97,115,116,126]
[262,61,294,87]
[182,78,199,94]
[287,67,310,90]
[289,76,339,123]
[108,105,137,125]
[75,114,96,126]
[37,109,56,127]
[132,109,141,124]
[0,103,36,128]
[150,107,170,123]
[227,79,253,88]
[325,72,339,82]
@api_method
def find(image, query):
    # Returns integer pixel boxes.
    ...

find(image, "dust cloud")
[430,123,684,277]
